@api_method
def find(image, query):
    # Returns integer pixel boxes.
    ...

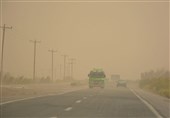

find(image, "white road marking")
[130,88,163,118]
[75,100,82,103]
[0,89,84,105]
[65,107,73,111]
[0,95,48,105]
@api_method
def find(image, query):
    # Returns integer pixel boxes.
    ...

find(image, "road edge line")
[0,88,86,105]
[130,88,164,118]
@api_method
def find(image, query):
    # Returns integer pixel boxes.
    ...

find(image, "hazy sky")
[0,0,169,80]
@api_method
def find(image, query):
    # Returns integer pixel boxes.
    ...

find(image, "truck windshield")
[89,71,106,78]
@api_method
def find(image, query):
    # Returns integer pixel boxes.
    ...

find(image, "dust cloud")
[0,1,169,81]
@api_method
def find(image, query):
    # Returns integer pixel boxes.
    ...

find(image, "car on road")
[116,80,127,87]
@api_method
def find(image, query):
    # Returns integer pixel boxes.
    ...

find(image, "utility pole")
[30,40,40,81]
[61,55,68,80]
[0,24,12,82]
[69,58,76,80]
[48,49,57,82]
[67,62,71,79]
[59,64,62,80]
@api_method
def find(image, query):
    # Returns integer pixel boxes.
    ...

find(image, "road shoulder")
[131,88,170,118]
[0,83,88,104]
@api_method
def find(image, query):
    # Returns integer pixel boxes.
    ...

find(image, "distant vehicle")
[88,68,106,88]
[116,80,127,87]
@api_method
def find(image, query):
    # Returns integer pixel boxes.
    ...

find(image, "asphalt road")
[1,86,160,118]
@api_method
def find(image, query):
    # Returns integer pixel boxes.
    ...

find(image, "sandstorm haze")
[0,0,169,80]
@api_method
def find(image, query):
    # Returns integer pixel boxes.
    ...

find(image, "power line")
[30,40,40,81]
[0,24,12,82]
[48,49,57,82]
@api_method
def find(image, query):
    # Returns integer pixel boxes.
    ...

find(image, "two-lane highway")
[1,86,160,118]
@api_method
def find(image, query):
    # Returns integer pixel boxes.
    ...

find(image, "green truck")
[88,69,106,88]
